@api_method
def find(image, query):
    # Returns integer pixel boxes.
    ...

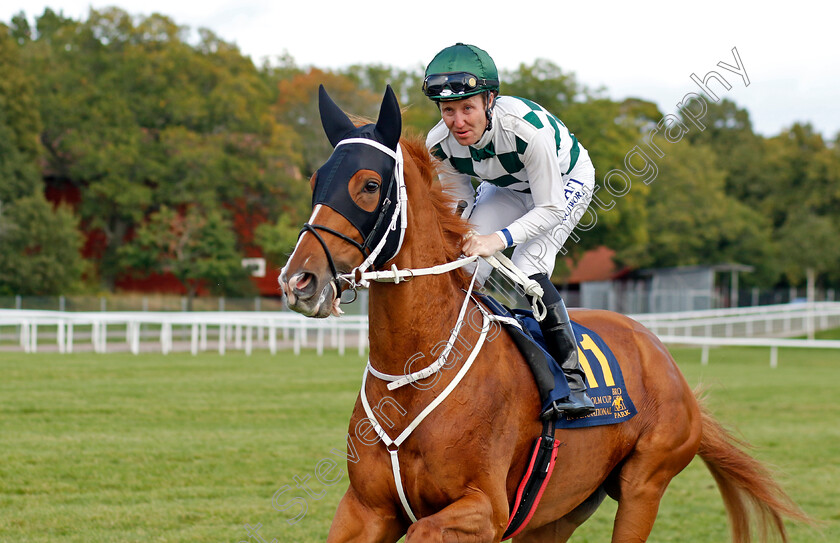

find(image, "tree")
[776,209,840,286]
[341,63,437,139]
[118,206,252,307]
[0,22,85,295]
[678,97,769,206]
[254,214,302,269]
[0,21,42,202]
[560,97,661,261]
[17,8,298,289]
[0,195,85,295]
[502,59,587,112]
[635,141,776,284]
[273,68,382,176]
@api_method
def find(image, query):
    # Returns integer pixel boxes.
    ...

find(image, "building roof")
[562,246,631,285]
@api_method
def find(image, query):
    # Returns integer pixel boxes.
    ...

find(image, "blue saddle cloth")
[478,294,637,429]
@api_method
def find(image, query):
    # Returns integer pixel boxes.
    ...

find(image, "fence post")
[20,322,29,352]
[200,324,207,351]
[57,321,65,353]
[30,323,38,353]
[67,322,74,354]
[269,321,277,355]
[131,322,140,355]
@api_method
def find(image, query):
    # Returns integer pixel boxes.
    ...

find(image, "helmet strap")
[484,91,497,132]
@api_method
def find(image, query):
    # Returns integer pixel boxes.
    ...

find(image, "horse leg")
[514,487,607,543]
[326,486,405,543]
[405,491,507,543]
[608,433,699,542]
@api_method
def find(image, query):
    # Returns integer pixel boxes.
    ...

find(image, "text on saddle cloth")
[479,295,637,429]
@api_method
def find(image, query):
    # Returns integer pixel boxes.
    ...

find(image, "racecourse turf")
[1,341,838,542]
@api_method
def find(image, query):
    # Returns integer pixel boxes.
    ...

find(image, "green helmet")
[422,43,499,101]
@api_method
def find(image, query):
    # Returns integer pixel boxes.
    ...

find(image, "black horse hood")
[312,85,405,271]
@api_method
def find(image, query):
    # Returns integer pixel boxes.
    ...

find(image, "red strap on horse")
[503,419,560,540]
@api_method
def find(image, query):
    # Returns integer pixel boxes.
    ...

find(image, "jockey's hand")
[462,233,506,257]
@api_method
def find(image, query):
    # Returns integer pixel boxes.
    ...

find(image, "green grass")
[1,345,838,542]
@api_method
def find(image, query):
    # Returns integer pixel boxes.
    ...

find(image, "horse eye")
[363,180,380,193]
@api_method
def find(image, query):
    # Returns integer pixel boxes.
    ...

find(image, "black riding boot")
[538,298,595,419]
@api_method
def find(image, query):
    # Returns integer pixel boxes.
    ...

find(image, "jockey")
[423,43,596,419]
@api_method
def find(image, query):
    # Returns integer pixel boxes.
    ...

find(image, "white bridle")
[333,138,408,287]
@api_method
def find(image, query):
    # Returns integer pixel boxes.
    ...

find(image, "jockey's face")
[439,94,489,146]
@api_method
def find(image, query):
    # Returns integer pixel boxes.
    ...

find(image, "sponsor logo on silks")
[561,179,586,222]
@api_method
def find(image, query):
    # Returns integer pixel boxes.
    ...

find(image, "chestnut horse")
[280,86,807,542]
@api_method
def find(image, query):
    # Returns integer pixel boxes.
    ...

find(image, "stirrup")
[540,391,596,420]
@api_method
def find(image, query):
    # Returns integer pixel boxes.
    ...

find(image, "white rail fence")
[2,302,840,362]
[629,301,840,339]
[0,310,368,356]
[630,301,840,366]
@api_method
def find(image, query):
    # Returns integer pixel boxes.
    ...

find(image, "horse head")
[280,85,404,317]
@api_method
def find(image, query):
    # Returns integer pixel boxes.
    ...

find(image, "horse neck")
[366,198,468,372]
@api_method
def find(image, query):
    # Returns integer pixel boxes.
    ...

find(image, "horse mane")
[400,134,472,290]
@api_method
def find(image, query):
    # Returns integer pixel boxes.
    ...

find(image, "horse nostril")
[293,274,311,291]
[291,272,318,299]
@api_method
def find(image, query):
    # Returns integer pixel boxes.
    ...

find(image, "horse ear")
[319,84,357,148]
[375,85,401,151]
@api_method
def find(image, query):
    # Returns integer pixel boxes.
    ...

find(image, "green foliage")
[636,141,777,282]
[118,206,253,301]
[0,23,42,201]
[10,8,309,291]
[502,59,586,110]
[273,68,383,176]
[562,98,663,258]
[0,22,83,296]
[776,209,840,283]
[0,195,85,295]
[254,214,302,268]
[4,7,840,295]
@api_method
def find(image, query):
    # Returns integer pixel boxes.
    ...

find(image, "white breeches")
[467,165,595,283]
